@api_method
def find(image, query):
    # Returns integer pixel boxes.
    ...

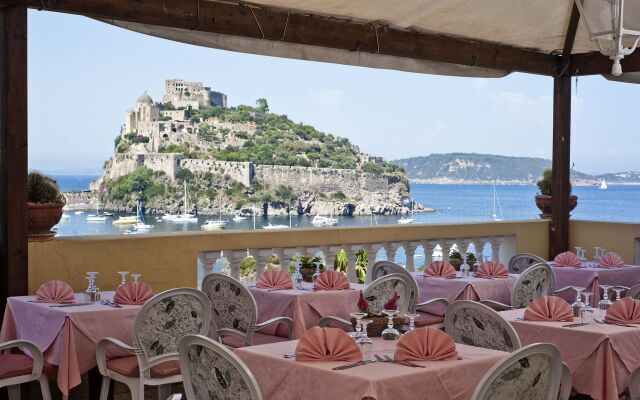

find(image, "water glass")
[84,273,101,303]
[291,262,304,290]
[612,287,626,301]
[570,287,586,318]
[598,285,613,311]
[350,312,367,339]
[357,319,373,344]
[405,313,419,331]
[381,309,400,340]
[117,271,129,287]
[311,261,322,284]
[580,305,594,324]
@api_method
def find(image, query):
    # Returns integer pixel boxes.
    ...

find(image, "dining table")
[235,337,507,400]
[500,308,640,400]
[552,264,640,306]
[412,272,518,315]
[246,282,365,339]
[0,291,141,397]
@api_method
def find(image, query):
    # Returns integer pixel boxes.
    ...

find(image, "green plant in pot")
[27,172,66,241]
[449,249,463,271]
[289,255,325,282]
[534,168,578,219]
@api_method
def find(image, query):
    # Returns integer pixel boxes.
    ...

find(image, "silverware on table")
[283,352,296,359]
[101,299,122,308]
[49,303,93,308]
[595,319,637,328]
[562,322,588,328]
[332,360,376,370]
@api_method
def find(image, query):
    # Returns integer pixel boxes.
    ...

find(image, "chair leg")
[7,385,20,400]
[38,375,53,400]
[99,377,111,400]
[126,381,144,400]
[158,384,171,399]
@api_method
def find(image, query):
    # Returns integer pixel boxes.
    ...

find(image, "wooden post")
[550,76,571,259]
[0,5,28,320]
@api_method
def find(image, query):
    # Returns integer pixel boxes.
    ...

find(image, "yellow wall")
[28,219,550,294]
[569,220,640,264]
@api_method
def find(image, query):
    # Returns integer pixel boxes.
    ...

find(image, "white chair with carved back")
[444,300,521,352]
[96,288,212,400]
[201,273,293,348]
[628,283,640,300]
[508,253,546,274]
[173,334,262,400]
[480,262,555,310]
[0,340,52,400]
[471,343,566,400]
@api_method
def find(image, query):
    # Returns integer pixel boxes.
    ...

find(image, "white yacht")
[311,215,338,227]
[163,182,198,223]
[124,201,153,234]
[599,178,608,190]
[86,214,107,222]
[398,197,414,224]
[262,223,289,230]
[201,196,229,230]
[232,215,247,222]
[112,215,138,225]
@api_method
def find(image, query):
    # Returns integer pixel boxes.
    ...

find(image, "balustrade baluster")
[403,241,419,272]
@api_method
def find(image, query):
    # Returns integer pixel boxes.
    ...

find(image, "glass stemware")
[405,313,419,331]
[291,262,304,290]
[593,247,602,266]
[598,285,613,313]
[460,254,470,277]
[381,309,400,340]
[131,273,142,283]
[571,287,586,318]
[357,319,373,344]
[84,272,101,303]
[574,246,583,260]
[612,287,625,301]
[311,261,322,284]
[350,312,367,339]
[117,271,129,287]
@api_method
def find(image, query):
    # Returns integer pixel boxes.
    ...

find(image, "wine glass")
[311,261,322,284]
[131,273,142,284]
[291,262,304,290]
[117,271,129,287]
[405,313,419,331]
[593,247,602,266]
[350,312,367,339]
[598,285,613,313]
[84,273,100,303]
[580,292,594,325]
[612,286,626,301]
[357,319,373,344]
[460,254,470,277]
[381,309,400,340]
[571,287,586,319]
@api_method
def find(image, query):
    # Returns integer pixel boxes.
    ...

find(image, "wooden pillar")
[0,5,28,320]
[550,76,571,259]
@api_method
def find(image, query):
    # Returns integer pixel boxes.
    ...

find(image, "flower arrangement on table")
[351,290,406,337]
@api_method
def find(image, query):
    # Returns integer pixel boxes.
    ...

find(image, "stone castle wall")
[107,153,182,179]
[179,159,253,186]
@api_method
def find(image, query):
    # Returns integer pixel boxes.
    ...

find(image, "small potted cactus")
[27,172,66,240]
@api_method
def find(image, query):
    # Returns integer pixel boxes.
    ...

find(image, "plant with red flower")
[383,291,400,310]
[357,290,369,312]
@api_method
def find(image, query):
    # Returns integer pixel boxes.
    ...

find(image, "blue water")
[51,175,640,237]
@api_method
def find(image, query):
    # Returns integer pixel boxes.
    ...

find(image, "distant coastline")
[409,178,640,186]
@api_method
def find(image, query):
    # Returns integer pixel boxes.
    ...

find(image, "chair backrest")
[201,273,258,345]
[370,261,419,311]
[511,262,555,308]
[179,334,262,400]
[133,288,211,372]
[627,283,640,299]
[471,343,563,400]
[508,253,546,274]
[444,300,521,352]
[363,273,412,315]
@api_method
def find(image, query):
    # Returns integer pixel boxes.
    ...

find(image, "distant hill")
[392,153,639,185]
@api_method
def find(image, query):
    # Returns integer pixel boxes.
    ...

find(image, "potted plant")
[289,255,325,282]
[27,172,65,241]
[534,168,578,219]
[449,249,463,271]
[351,290,406,337]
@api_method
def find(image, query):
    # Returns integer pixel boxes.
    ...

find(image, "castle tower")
[124,91,160,134]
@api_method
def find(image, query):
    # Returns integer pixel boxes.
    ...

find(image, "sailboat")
[201,196,229,230]
[312,208,338,227]
[492,182,504,221]
[599,178,608,190]
[263,204,292,229]
[163,182,198,223]
[398,197,414,224]
[124,200,153,234]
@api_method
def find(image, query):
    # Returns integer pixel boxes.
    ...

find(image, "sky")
[28,11,639,175]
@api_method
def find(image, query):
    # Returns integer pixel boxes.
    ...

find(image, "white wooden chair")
[480,262,556,310]
[96,288,212,400]
[444,300,521,352]
[175,334,262,400]
[508,253,546,274]
[471,343,566,400]
[0,339,52,400]
[201,273,293,348]
[628,284,640,300]
[370,261,420,311]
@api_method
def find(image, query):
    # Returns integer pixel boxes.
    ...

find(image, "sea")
[53,174,640,238]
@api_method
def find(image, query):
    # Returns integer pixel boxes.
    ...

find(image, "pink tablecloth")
[553,265,640,306]
[413,272,517,316]
[501,309,640,400]
[0,292,141,396]
[247,283,364,339]
[235,337,506,400]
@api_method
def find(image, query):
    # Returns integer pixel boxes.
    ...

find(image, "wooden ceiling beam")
[569,50,640,75]
[557,3,580,77]
[18,0,561,75]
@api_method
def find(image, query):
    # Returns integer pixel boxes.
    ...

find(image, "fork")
[383,354,425,368]
[595,319,637,328]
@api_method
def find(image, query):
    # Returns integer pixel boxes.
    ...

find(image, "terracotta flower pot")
[534,195,578,219]
[28,202,64,241]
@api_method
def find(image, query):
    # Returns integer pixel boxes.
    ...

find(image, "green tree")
[256,98,269,113]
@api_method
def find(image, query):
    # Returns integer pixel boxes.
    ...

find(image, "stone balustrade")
[198,234,517,285]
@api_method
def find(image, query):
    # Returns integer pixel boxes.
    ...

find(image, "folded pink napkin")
[256,269,293,289]
[553,251,581,268]
[475,261,509,278]
[113,282,154,305]
[523,296,573,322]
[394,327,458,361]
[35,280,75,304]
[313,271,350,291]
[424,261,457,279]
[605,297,640,324]
[295,326,362,361]
[598,252,625,269]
